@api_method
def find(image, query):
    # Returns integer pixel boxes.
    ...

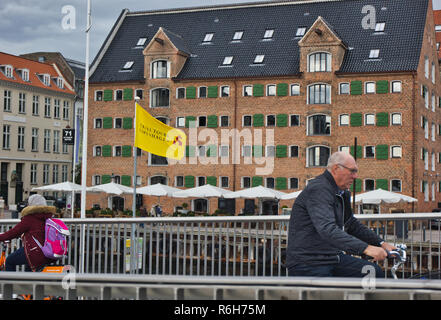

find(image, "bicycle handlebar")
[387,244,407,279]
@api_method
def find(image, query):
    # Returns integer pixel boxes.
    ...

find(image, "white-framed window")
[30,164,38,185]
[53,99,60,118]
[52,164,59,184]
[136,38,147,46]
[175,176,184,187]
[44,129,50,152]
[113,146,122,157]
[220,85,230,97]
[307,145,330,167]
[3,90,11,112]
[220,115,229,127]
[289,177,299,189]
[243,115,252,127]
[93,146,102,156]
[57,77,64,89]
[135,89,143,100]
[242,177,251,189]
[219,145,229,158]
[94,118,103,128]
[114,89,123,101]
[365,146,375,158]
[339,114,349,126]
[114,118,122,129]
[176,87,185,99]
[53,130,60,153]
[150,88,170,107]
[391,113,401,125]
[95,90,103,101]
[263,29,274,39]
[391,146,402,158]
[365,113,375,125]
[32,95,39,115]
[365,179,375,191]
[198,86,207,98]
[219,176,229,188]
[31,128,38,151]
[391,81,402,93]
[198,116,207,127]
[243,85,252,97]
[365,82,375,94]
[2,124,10,149]
[43,74,51,86]
[290,84,300,96]
[17,126,25,151]
[289,145,299,158]
[21,69,29,81]
[122,61,134,70]
[265,177,275,189]
[339,83,350,95]
[290,114,300,126]
[5,65,13,78]
[307,114,331,136]
[266,114,276,127]
[339,146,350,154]
[308,52,331,72]
[425,56,429,78]
[254,55,265,64]
[307,83,331,104]
[63,101,69,120]
[375,22,385,32]
[176,117,185,128]
[266,145,275,157]
[151,60,168,79]
[242,145,252,158]
[43,164,50,185]
[62,165,68,182]
[266,84,276,96]
[18,92,26,113]
[390,179,401,192]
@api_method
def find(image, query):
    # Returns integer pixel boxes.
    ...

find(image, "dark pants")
[5,247,31,272]
[288,253,384,278]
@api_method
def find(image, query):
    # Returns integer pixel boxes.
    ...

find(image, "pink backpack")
[33,218,70,260]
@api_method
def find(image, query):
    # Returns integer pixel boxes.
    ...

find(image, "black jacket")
[286,170,384,268]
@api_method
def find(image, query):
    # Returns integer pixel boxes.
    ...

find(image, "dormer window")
[21,69,29,81]
[203,33,214,43]
[151,60,168,78]
[5,65,13,78]
[308,52,331,72]
[263,29,274,39]
[43,74,51,86]
[57,77,64,89]
[296,27,307,37]
[369,49,380,59]
[233,31,243,41]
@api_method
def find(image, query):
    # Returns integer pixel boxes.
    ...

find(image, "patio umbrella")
[86,182,133,195]
[224,185,287,215]
[354,189,418,205]
[172,184,233,198]
[136,183,180,197]
[32,181,83,217]
[280,190,303,200]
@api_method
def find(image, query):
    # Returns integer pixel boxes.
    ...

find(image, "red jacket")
[0,205,55,271]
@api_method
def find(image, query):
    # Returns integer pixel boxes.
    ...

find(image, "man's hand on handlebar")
[363,245,388,262]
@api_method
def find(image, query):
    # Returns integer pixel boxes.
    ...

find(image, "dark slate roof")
[90,0,428,83]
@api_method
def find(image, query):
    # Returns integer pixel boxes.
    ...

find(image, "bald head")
[327,151,358,190]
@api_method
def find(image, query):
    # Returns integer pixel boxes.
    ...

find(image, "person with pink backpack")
[0,194,69,272]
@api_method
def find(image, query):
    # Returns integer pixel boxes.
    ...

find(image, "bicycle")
[0,241,71,300]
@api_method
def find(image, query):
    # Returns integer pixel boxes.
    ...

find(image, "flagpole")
[131,97,140,273]
[79,0,91,274]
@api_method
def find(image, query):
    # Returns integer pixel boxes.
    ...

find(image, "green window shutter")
[207,145,217,157]
[275,177,287,190]
[376,80,388,94]
[350,81,362,95]
[276,145,287,158]
[185,116,196,128]
[207,115,218,128]
[103,90,113,101]
[376,112,389,127]
[276,83,288,96]
[121,175,131,186]
[350,178,362,193]
[207,86,218,98]
[206,176,217,186]
[103,117,113,129]
[101,174,111,184]
[253,114,264,127]
[252,176,263,187]
[122,145,132,157]
[276,114,288,127]
[102,145,112,157]
[376,144,388,160]
[350,145,362,159]
[123,117,133,129]
[376,179,388,190]
[350,113,362,127]
[186,145,195,157]
[253,145,263,158]
[123,88,133,101]
[184,175,195,188]
[253,84,264,97]
[186,86,196,99]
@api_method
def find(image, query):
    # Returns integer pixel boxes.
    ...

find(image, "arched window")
[151,60,168,79]
[308,52,331,72]
[150,175,167,185]
[151,88,170,107]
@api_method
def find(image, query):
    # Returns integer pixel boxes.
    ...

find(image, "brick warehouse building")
[87,0,440,215]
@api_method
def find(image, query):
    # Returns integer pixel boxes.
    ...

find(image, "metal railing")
[1,213,441,279]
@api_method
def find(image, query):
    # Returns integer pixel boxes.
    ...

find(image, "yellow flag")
[134,103,186,160]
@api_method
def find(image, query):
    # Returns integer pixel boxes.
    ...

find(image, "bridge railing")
[1,213,441,278]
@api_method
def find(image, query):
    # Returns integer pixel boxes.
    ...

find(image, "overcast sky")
[1,0,441,64]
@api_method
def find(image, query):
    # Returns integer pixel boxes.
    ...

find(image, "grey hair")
[327,151,352,170]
